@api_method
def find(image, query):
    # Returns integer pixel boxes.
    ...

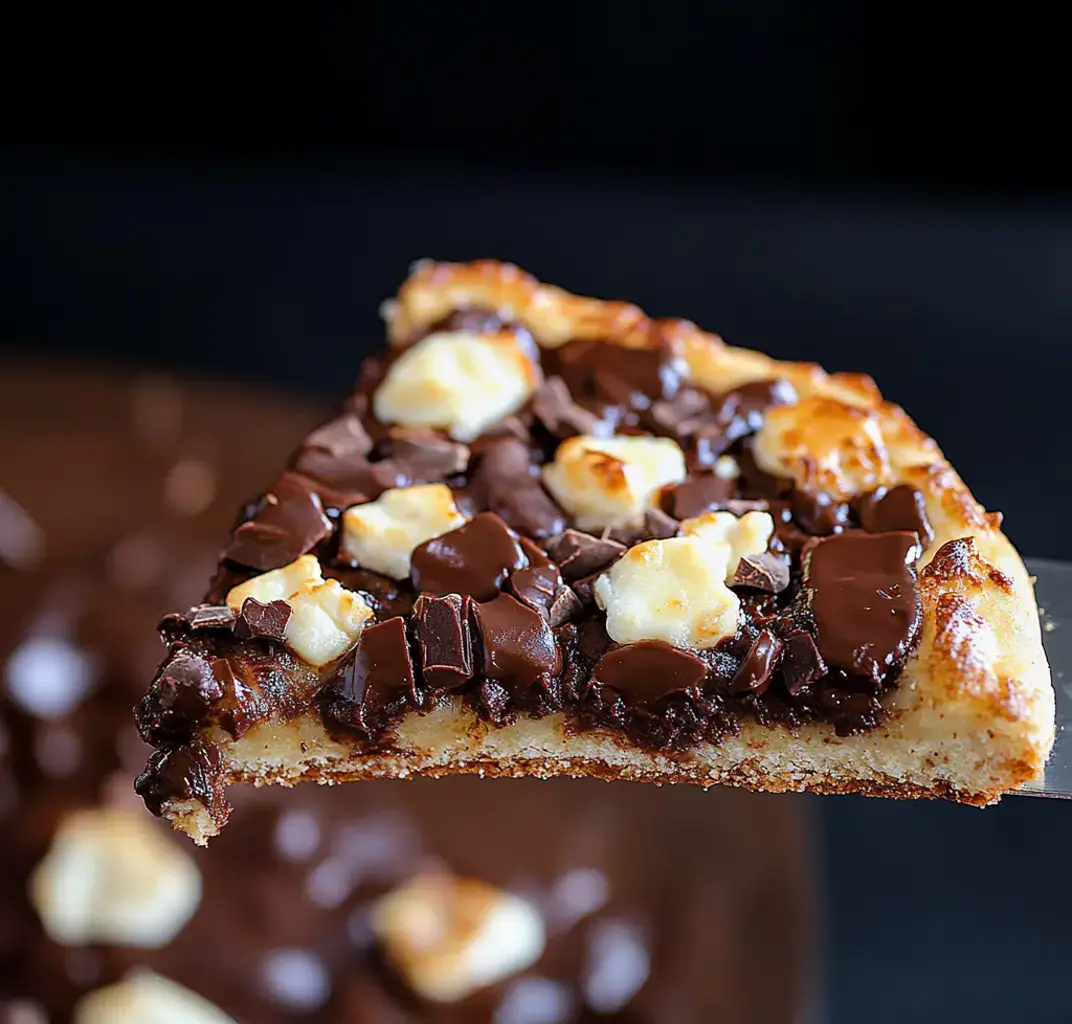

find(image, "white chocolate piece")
[373,330,540,442]
[594,537,740,649]
[226,555,373,667]
[73,971,237,1024]
[680,510,774,580]
[541,434,686,531]
[30,808,201,948]
[371,873,546,1003]
[752,395,894,499]
[341,485,467,579]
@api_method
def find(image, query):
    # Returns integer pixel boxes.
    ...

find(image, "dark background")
[3,4,1070,1021]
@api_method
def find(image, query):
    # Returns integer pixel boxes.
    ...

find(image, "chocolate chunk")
[183,604,236,630]
[781,630,827,696]
[134,741,226,824]
[593,641,707,705]
[732,553,790,593]
[224,473,333,570]
[728,630,785,695]
[856,485,934,549]
[665,473,734,520]
[803,530,922,686]
[293,448,405,502]
[790,491,852,536]
[386,427,470,480]
[643,507,679,539]
[531,376,604,438]
[648,387,711,437]
[413,594,474,693]
[509,542,561,617]
[716,378,797,436]
[233,597,291,642]
[725,498,770,516]
[472,438,565,539]
[472,593,562,695]
[544,529,625,583]
[136,654,223,744]
[304,413,373,458]
[548,585,584,626]
[334,617,415,715]
[551,338,682,409]
[411,512,526,601]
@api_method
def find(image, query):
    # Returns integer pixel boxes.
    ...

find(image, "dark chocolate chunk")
[304,413,373,458]
[593,641,707,705]
[551,338,682,409]
[548,585,584,626]
[472,438,565,539]
[472,593,562,696]
[413,594,474,693]
[335,617,415,713]
[803,529,922,686]
[790,491,852,536]
[224,473,333,570]
[293,448,405,502]
[183,604,236,630]
[386,427,470,480]
[531,376,603,438]
[728,630,785,695]
[509,562,561,616]
[411,512,526,601]
[544,529,625,583]
[643,507,679,539]
[856,484,934,549]
[665,472,734,520]
[647,387,711,437]
[725,498,770,516]
[716,378,797,437]
[732,553,790,593]
[134,741,227,825]
[781,630,827,696]
[233,597,291,642]
[136,654,223,744]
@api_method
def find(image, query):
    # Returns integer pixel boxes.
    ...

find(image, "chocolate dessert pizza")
[0,362,810,1023]
[133,260,1054,844]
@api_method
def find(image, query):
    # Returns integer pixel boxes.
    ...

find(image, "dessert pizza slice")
[135,260,1054,843]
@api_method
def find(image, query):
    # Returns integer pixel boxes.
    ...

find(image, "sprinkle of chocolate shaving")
[233,597,291,642]
[183,604,237,630]
[544,529,625,583]
[733,553,790,593]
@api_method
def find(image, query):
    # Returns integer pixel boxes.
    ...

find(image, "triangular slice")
[135,259,1054,843]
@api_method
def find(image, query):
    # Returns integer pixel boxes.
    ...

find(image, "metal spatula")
[1016,559,1070,798]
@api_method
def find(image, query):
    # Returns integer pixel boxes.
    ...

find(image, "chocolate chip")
[781,630,827,696]
[183,604,236,630]
[728,629,784,695]
[472,438,565,539]
[551,339,682,409]
[139,654,223,741]
[715,378,797,437]
[509,540,561,615]
[225,473,333,571]
[790,491,852,536]
[411,512,526,601]
[233,597,291,642]
[732,553,790,593]
[334,617,415,717]
[134,741,227,823]
[544,529,625,583]
[472,593,562,696]
[304,413,373,458]
[531,376,604,438]
[413,594,474,693]
[856,484,934,549]
[803,530,922,686]
[386,427,470,480]
[643,507,679,539]
[593,641,707,705]
[665,473,734,519]
[548,585,584,626]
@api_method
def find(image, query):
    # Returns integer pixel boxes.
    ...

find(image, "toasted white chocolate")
[341,485,467,579]
[541,434,686,531]
[373,330,539,442]
[752,395,894,499]
[370,872,546,1003]
[594,537,740,649]
[680,510,774,580]
[73,971,236,1024]
[226,555,373,667]
[30,808,201,948]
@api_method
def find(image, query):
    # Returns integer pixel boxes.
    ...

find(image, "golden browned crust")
[161,260,1054,842]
